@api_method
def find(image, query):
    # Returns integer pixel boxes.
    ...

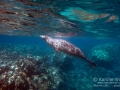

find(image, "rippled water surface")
[0,0,120,38]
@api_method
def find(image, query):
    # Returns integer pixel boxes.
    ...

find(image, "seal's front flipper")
[54,48,60,53]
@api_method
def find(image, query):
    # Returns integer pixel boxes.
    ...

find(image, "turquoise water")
[0,0,120,90]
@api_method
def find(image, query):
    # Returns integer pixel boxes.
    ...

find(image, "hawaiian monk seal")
[40,35,96,69]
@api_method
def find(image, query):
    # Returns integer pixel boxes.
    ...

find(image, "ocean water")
[0,0,120,90]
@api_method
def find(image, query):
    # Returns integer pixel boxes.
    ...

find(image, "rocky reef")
[90,43,120,62]
[0,44,63,90]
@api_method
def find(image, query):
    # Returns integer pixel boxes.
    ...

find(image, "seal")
[40,35,96,69]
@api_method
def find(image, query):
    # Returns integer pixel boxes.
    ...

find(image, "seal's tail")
[86,59,96,69]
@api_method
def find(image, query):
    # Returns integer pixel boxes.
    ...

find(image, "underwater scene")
[0,0,120,90]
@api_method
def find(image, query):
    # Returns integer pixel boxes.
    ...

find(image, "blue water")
[0,35,120,90]
[0,0,120,90]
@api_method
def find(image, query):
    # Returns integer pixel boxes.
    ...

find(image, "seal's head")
[40,35,49,40]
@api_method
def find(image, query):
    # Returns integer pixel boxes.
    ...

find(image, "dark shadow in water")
[60,57,74,73]
[96,60,113,70]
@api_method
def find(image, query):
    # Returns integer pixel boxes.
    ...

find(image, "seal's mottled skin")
[40,35,96,69]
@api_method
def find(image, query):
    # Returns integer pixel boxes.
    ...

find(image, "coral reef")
[90,43,120,61]
[92,49,109,61]
[0,42,120,90]
[0,44,63,90]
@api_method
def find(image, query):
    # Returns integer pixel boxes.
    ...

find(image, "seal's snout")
[40,35,45,39]
[40,35,48,40]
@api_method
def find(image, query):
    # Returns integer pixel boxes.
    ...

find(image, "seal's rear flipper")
[87,59,96,69]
